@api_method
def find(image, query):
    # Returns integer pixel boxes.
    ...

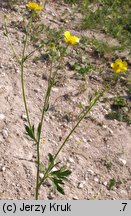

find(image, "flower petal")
[111,63,115,68]
[123,61,127,67]
[64,31,71,38]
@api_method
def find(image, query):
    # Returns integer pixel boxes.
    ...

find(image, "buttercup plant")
[3,1,128,200]
[26,2,43,11]
[111,59,128,73]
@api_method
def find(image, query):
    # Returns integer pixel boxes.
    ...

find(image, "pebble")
[34,88,40,93]
[15,68,20,73]
[87,138,92,142]
[52,87,59,92]
[0,113,5,120]
[94,177,99,183]
[73,196,79,200]
[68,157,75,163]
[87,169,94,175]
[103,181,108,186]
[82,137,87,143]
[44,181,52,187]
[48,192,54,200]
[0,63,3,68]
[39,173,44,179]
[102,124,108,129]
[21,114,27,121]
[1,166,6,172]
[77,181,86,189]
[2,129,8,139]
[103,137,108,142]
[119,158,127,165]
[109,129,113,134]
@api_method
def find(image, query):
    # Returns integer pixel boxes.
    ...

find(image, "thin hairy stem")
[38,89,105,188]
[3,18,20,64]
[35,60,54,199]
[21,63,32,128]
[24,43,45,62]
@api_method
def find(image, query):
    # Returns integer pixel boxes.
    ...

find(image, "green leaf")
[51,167,71,180]
[53,178,64,185]
[25,124,35,140]
[51,171,70,180]
[37,122,41,140]
[48,153,54,164]
[107,178,116,190]
[51,178,65,195]
[56,184,65,195]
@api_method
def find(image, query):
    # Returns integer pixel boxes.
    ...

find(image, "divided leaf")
[25,124,35,140]
[51,178,65,195]
[49,166,71,195]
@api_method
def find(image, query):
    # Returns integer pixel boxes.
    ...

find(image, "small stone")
[0,63,4,68]
[44,180,51,187]
[103,181,107,186]
[73,196,79,200]
[82,137,87,142]
[78,181,85,189]
[48,192,54,200]
[34,88,40,93]
[0,114,5,120]
[94,177,99,182]
[68,157,74,163]
[119,158,127,165]
[52,87,59,92]
[2,129,8,139]
[109,128,113,134]
[39,173,44,179]
[103,137,108,142]
[87,138,92,142]
[21,114,27,121]
[1,166,6,172]
[102,124,108,129]
[15,68,20,73]
[87,169,94,175]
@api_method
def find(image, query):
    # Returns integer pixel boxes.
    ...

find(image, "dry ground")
[0,1,131,199]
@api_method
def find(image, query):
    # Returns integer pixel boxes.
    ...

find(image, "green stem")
[24,43,45,62]
[52,45,68,81]
[35,62,53,200]
[35,140,40,199]
[4,18,20,64]
[21,63,31,128]
[38,89,105,188]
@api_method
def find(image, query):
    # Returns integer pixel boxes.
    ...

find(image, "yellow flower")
[111,59,127,73]
[64,31,80,45]
[26,2,42,11]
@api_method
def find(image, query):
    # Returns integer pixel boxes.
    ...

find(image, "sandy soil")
[0,1,131,200]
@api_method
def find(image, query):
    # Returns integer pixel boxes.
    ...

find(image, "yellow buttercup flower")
[26,2,42,11]
[111,59,127,73]
[64,31,80,45]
